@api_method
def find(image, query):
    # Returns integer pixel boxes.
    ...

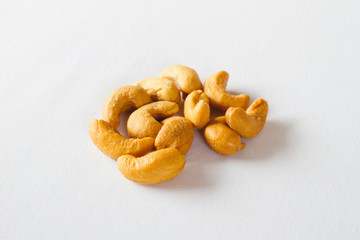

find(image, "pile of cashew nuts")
[89,65,268,184]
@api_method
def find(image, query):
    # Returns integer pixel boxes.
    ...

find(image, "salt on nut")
[117,148,186,184]
[89,119,154,159]
[102,86,152,129]
[136,77,181,103]
[184,90,210,129]
[225,98,268,139]
[204,116,245,155]
[160,65,202,94]
[155,116,194,154]
[203,71,250,111]
[127,101,179,138]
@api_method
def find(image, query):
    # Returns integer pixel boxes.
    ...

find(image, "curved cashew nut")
[117,148,186,184]
[89,119,154,159]
[127,101,179,138]
[160,65,202,94]
[155,116,194,154]
[184,90,210,129]
[204,71,250,111]
[102,86,152,129]
[136,77,181,103]
[204,116,245,155]
[225,98,268,139]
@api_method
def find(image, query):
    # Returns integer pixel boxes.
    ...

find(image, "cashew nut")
[155,116,194,154]
[184,90,210,129]
[160,65,202,94]
[204,116,245,155]
[136,77,180,103]
[117,148,186,184]
[102,86,152,129]
[203,71,250,111]
[225,98,268,139]
[127,101,179,138]
[89,119,154,159]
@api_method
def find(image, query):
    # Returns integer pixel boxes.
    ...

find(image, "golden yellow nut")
[89,119,154,159]
[184,90,210,129]
[102,86,152,129]
[155,117,194,154]
[136,77,180,103]
[225,98,268,139]
[160,65,202,94]
[127,101,179,138]
[204,116,245,155]
[204,71,250,111]
[117,148,186,184]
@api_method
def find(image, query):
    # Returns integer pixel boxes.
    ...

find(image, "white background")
[1,0,360,239]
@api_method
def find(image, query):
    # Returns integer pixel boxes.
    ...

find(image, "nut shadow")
[117,112,131,138]
[209,107,225,119]
[235,120,290,161]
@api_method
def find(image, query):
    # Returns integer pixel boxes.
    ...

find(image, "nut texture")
[127,101,179,138]
[102,86,152,129]
[155,117,195,154]
[160,65,202,94]
[184,90,210,129]
[117,148,186,184]
[204,71,250,111]
[89,119,154,159]
[204,116,245,155]
[136,77,180,103]
[225,98,268,139]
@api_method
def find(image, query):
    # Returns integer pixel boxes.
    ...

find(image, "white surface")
[1,0,360,239]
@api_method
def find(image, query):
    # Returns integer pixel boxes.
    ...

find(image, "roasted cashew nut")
[155,116,194,154]
[160,65,202,94]
[204,116,245,155]
[136,77,181,103]
[127,101,179,138]
[102,86,152,129]
[89,119,154,159]
[204,71,250,111]
[117,148,186,184]
[184,90,210,129]
[225,98,268,139]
